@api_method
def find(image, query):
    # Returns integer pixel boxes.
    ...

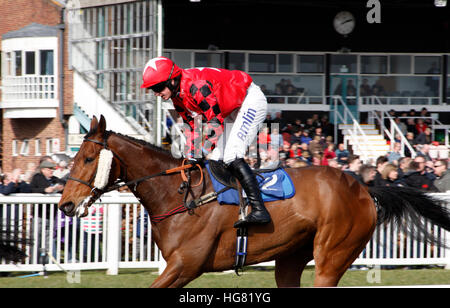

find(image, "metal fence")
[1,192,449,274]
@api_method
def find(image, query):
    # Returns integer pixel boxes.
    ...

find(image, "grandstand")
[0,0,449,170]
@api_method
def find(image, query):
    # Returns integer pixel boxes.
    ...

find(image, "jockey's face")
[152,86,172,100]
[150,79,175,100]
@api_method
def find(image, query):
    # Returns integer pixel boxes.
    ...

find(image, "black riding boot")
[228,158,271,228]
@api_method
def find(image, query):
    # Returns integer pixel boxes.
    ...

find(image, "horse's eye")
[85,157,95,163]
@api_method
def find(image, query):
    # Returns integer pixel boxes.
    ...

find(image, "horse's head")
[59,115,122,217]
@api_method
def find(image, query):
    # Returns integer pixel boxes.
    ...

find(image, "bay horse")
[59,115,450,287]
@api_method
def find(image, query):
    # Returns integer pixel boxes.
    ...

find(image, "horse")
[58,115,450,287]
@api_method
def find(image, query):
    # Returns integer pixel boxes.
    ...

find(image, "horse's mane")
[105,130,174,158]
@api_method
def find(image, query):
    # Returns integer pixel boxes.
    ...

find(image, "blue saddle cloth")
[205,162,295,205]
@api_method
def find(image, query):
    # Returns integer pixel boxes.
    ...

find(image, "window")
[172,51,191,69]
[297,55,324,73]
[5,52,12,76]
[390,55,411,74]
[249,54,275,73]
[25,51,35,74]
[361,56,387,74]
[12,140,18,156]
[227,53,245,70]
[46,138,53,155]
[330,55,357,73]
[278,54,293,73]
[414,56,441,74]
[40,50,54,75]
[14,51,22,76]
[195,53,223,68]
[35,139,41,156]
[20,139,30,156]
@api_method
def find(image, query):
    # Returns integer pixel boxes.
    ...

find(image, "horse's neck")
[109,134,182,216]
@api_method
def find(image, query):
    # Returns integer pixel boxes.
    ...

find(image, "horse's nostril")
[61,202,75,216]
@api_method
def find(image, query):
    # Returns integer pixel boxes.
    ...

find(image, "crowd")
[0,155,70,195]
[242,109,450,193]
[0,156,105,263]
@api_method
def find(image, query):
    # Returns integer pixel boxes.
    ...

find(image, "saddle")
[208,160,282,189]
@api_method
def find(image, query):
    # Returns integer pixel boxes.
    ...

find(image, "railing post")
[106,203,121,275]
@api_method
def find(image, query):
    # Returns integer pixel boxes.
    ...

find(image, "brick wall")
[0,0,73,172]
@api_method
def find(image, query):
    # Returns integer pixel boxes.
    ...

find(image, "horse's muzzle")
[60,201,76,216]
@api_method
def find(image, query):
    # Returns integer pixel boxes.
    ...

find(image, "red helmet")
[141,57,182,89]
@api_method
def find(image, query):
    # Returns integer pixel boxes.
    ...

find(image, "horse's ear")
[98,115,106,133]
[90,116,99,133]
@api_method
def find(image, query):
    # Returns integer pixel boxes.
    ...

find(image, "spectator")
[258,126,271,151]
[312,153,322,166]
[292,118,303,132]
[327,158,341,169]
[404,132,416,157]
[299,143,311,158]
[272,112,287,132]
[289,128,303,145]
[373,156,389,187]
[379,163,401,187]
[263,114,273,132]
[344,155,362,181]
[322,143,336,166]
[360,78,372,96]
[371,80,386,96]
[359,164,376,186]
[394,117,407,136]
[281,124,293,143]
[415,118,428,135]
[304,118,314,131]
[400,158,438,192]
[289,143,302,160]
[300,129,312,145]
[23,162,37,184]
[30,161,65,194]
[386,142,402,164]
[433,159,450,192]
[308,135,322,156]
[397,157,412,178]
[278,142,291,163]
[320,115,334,137]
[416,145,432,162]
[0,169,31,195]
[335,143,350,166]
[53,160,70,179]
[269,127,284,152]
[299,150,311,165]
[405,118,417,136]
[414,127,432,145]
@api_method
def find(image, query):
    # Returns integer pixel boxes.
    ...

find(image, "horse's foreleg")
[150,254,199,288]
[275,250,313,288]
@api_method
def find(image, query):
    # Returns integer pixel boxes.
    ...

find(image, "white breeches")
[209,82,268,164]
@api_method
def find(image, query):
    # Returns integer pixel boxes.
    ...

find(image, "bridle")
[67,136,125,208]
[66,134,203,218]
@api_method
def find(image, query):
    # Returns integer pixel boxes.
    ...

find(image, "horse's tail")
[368,186,450,248]
[0,230,29,263]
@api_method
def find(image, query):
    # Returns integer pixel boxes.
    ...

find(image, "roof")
[2,23,59,40]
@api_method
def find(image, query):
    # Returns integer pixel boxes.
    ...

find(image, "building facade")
[0,0,73,172]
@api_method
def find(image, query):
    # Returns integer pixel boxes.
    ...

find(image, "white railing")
[331,95,379,162]
[1,76,56,101]
[1,192,449,274]
[361,95,440,106]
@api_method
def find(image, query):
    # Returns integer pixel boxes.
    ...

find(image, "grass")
[0,266,449,288]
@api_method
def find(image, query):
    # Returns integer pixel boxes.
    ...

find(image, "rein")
[67,136,203,222]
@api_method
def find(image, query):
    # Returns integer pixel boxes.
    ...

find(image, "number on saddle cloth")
[205,161,296,205]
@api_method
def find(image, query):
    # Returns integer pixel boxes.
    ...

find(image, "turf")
[0,267,449,288]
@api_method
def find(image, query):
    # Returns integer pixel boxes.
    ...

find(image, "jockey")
[141,56,271,228]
